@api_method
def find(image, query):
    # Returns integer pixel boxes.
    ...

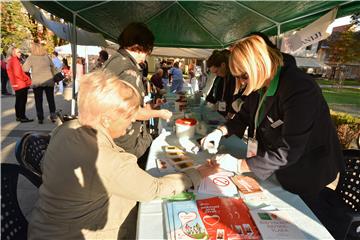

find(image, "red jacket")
[6,56,31,91]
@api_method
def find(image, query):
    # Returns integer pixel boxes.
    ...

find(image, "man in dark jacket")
[102,22,172,165]
[206,50,245,119]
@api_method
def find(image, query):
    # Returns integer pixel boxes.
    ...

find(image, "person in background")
[139,59,148,79]
[102,22,172,167]
[201,35,344,219]
[206,49,246,118]
[188,63,195,81]
[161,60,170,89]
[94,50,109,70]
[52,51,63,70]
[150,68,164,91]
[150,68,166,109]
[27,71,220,240]
[169,61,184,93]
[6,46,33,122]
[1,52,11,95]
[75,57,84,93]
[52,51,64,95]
[154,58,161,72]
[61,58,71,86]
[23,43,57,124]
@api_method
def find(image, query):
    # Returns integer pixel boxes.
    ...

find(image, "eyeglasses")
[234,72,249,80]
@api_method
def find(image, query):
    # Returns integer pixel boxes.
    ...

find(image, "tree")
[327,13,360,83]
[0,1,36,53]
[1,1,66,55]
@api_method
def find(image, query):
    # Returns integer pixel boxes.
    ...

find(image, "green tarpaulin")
[30,1,360,48]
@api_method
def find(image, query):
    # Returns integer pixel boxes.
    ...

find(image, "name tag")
[218,101,227,111]
[247,138,258,158]
[271,119,284,128]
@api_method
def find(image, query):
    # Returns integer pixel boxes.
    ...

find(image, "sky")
[330,15,352,28]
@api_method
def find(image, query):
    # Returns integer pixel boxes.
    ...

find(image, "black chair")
[1,163,42,240]
[319,149,360,240]
[15,132,51,177]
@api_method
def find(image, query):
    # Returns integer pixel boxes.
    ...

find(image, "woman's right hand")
[197,159,220,178]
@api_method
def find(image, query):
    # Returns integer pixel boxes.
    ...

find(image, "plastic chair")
[1,163,42,240]
[15,132,51,177]
[319,149,360,240]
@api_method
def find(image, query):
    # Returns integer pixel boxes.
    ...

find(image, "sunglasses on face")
[234,72,249,81]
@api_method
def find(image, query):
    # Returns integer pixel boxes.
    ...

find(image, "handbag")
[53,72,65,83]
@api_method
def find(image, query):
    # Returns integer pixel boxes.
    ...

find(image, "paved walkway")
[1,88,73,220]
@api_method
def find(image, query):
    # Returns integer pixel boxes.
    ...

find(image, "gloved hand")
[159,109,172,122]
[200,129,223,154]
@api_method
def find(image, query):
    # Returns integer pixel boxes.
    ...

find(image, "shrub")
[330,110,360,149]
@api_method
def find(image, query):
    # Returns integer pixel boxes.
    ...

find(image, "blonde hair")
[31,43,47,56]
[6,46,17,60]
[77,71,141,128]
[229,35,283,95]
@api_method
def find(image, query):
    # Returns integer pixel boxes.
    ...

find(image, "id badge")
[247,138,258,158]
[218,101,227,111]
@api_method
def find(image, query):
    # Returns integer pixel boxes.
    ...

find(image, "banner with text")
[281,8,338,53]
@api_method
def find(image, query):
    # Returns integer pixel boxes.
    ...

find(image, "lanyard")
[253,66,282,138]
[253,89,267,138]
[221,75,227,101]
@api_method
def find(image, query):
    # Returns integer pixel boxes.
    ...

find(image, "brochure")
[167,200,208,240]
[231,176,262,195]
[249,209,305,239]
[198,172,238,197]
[196,197,260,240]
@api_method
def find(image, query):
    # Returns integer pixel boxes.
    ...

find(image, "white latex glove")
[200,129,223,154]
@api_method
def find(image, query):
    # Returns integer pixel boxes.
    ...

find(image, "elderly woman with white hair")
[28,71,219,240]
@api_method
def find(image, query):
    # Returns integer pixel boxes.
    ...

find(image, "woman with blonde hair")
[28,71,219,239]
[6,46,33,122]
[201,35,343,217]
[23,43,56,124]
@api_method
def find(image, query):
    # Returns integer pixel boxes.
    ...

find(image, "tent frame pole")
[277,24,281,48]
[71,13,77,116]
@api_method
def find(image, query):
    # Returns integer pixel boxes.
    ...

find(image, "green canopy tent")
[30,1,360,48]
[28,1,360,114]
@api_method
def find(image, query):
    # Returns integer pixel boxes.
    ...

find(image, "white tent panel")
[55,44,102,58]
[151,47,214,59]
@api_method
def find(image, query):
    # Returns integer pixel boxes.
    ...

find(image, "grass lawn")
[321,87,360,112]
[316,78,360,86]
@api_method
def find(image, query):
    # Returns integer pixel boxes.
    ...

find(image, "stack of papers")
[215,154,239,173]
[197,172,238,197]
